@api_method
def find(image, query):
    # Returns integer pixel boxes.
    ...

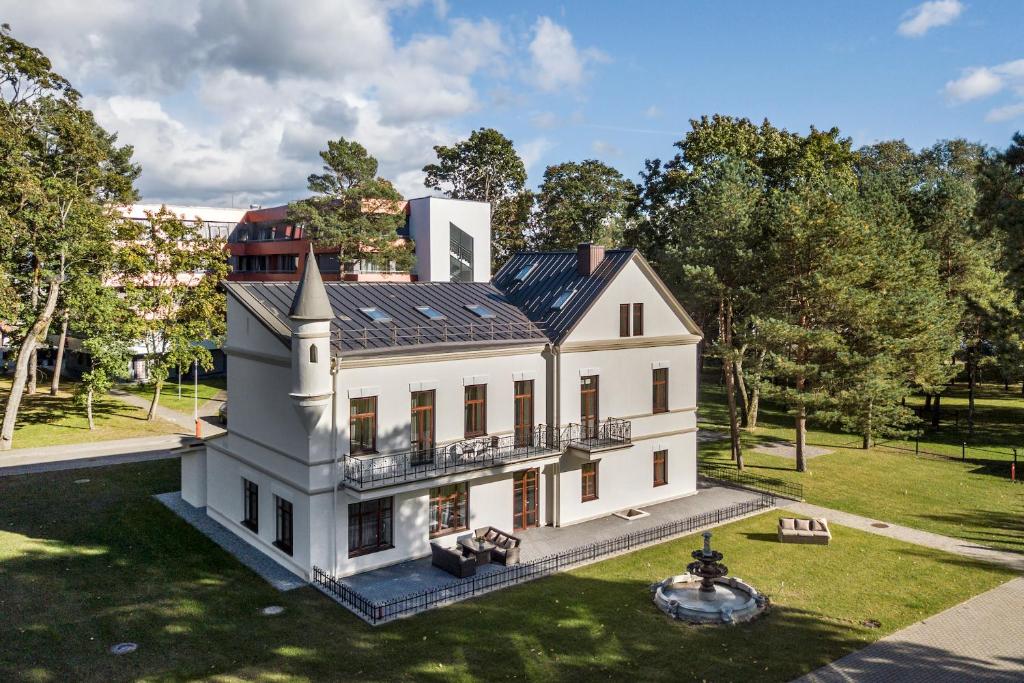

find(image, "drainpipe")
[330,357,339,576]
[552,344,561,528]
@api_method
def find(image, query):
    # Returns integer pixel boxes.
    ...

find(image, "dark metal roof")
[492,249,635,344]
[226,280,548,355]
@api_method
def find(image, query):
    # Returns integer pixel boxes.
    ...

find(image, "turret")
[288,246,334,432]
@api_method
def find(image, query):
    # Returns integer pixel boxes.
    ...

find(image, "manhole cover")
[261,606,285,616]
[109,642,138,655]
[74,479,90,484]
[870,523,889,528]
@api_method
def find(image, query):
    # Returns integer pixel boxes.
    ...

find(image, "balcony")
[342,425,562,491]
[564,417,632,456]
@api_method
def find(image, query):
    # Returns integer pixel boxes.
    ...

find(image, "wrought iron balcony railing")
[342,425,562,491]
[563,417,632,452]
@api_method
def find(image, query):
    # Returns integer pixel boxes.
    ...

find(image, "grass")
[0,460,1015,682]
[698,372,1024,553]
[0,378,180,450]
[121,376,226,416]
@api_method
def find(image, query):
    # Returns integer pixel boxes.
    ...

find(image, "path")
[795,577,1024,682]
[783,501,1024,572]
[0,434,196,476]
[110,386,225,438]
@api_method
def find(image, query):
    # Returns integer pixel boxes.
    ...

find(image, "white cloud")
[898,0,964,37]
[985,102,1024,123]
[530,111,559,129]
[644,105,662,119]
[517,137,553,173]
[591,139,623,156]
[945,67,1005,102]
[527,16,607,92]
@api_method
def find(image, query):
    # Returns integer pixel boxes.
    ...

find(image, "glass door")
[411,390,435,465]
[512,469,539,530]
[514,380,534,448]
[581,375,600,440]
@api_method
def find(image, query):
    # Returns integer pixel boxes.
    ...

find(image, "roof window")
[550,289,576,310]
[415,305,446,320]
[513,263,536,282]
[359,307,392,323]
[465,304,496,319]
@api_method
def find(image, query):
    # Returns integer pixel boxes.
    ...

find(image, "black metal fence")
[343,425,562,490]
[698,460,804,501]
[563,417,632,450]
[312,493,776,625]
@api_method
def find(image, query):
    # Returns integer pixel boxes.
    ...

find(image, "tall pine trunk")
[862,399,873,450]
[720,299,743,470]
[147,378,163,421]
[27,265,39,395]
[50,312,68,395]
[734,355,750,428]
[1,280,61,450]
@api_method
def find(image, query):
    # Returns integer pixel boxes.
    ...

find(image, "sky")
[2,0,1022,207]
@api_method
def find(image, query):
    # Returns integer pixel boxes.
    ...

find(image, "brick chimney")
[577,243,605,276]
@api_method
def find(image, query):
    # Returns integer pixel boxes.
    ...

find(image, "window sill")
[654,481,668,488]
[581,495,599,503]
[430,526,469,539]
[273,540,293,556]
[348,544,395,559]
[241,520,258,533]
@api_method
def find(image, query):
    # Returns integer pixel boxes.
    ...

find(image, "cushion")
[810,520,826,532]
[780,518,795,530]
[495,534,507,547]
[794,519,811,531]
[795,530,815,537]
[484,529,498,542]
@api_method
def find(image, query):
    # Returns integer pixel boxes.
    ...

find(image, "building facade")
[180,243,702,579]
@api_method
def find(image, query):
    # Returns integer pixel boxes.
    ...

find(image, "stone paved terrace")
[337,484,767,604]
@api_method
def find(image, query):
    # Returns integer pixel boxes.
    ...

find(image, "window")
[411,390,436,463]
[450,223,474,282]
[309,344,318,364]
[632,303,644,336]
[415,305,446,320]
[550,289,576,310]
[581,462,599,501]
[653,367,669,414]
[316,252,341,274]
[463,384,487,437]
[429,483,469,537]
[514,380,534,448]
[654,450,668,487]
[619,304,630,337]
[274,496,293,556]
[465,304,496,318]
[349,397,377,454]
[242,478,258,532]
[513,263,536,282]
[348,497,393,557]
[359,307,392,323]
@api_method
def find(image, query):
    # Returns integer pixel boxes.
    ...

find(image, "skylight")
[550,289,576,310]
[465,304,496,319]
[415,305,446,320]
[359,307,392,323]
[513,263,536,282]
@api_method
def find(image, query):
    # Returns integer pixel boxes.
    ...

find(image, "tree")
[532,160,637,251]
[0,26,138,451]
[423,127,530,268]
[289,138,412,273]
[118,208,229,421]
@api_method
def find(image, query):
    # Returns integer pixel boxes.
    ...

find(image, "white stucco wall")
[407,197,491,282]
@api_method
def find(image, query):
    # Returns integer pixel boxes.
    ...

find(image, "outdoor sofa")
[474,526,522,565]
[778,517,831,544]
[430,541,476,577]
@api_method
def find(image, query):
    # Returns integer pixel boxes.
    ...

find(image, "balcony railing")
[331,320,548,350]
[342,425,562,491]
[564,417,632,453]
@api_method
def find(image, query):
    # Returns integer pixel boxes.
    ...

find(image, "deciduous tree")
[532,160,637,251]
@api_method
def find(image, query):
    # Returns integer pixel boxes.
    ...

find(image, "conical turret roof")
[288,245,334,321]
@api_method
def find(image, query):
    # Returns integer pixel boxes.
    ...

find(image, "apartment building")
[180,242,702,579]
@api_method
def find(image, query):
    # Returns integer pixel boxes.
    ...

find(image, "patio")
[335,483,768,606]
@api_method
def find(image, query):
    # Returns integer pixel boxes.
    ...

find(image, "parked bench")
[778,517,831,544]
[474,526,522,565]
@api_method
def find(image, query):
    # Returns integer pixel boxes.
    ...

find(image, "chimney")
[577,243,605,276]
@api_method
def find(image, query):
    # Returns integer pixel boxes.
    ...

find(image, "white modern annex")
[180,243,702,579]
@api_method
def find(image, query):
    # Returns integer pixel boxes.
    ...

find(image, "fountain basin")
[651,573,768,624]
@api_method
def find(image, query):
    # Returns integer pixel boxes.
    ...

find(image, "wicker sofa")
[430,541,477,577]
[474,526,522,565]
[778,517,831,544]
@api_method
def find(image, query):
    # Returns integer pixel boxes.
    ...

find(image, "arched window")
[309,344,318,364]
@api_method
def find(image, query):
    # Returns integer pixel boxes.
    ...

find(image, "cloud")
[644,105,662,119]
[517,137,553,173]
[945,67,1005,102]
[985,102,1024,123]
[530,111,559,129]
[591,139,623,156]
[528,16,607,92]
[898,0,964,37]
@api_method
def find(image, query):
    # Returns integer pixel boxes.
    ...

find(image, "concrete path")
[110,386,225,438]
[783,501,1024,572]
[0,434,194,476]
[796,577,1024,682]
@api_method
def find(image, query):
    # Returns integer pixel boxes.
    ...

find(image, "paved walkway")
[784,501,1024,572]
[110,386,225,438]
[0,434,195,476]
[796,577,1024,682]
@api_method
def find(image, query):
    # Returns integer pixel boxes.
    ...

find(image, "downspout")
[330,357,339,576]
[552,343,561,528]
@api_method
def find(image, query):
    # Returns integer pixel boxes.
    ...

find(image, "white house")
[180,242,702,579]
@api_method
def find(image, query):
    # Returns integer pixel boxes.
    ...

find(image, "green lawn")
[121,376,226,416]
[0,460,1014,682]
[0,378,180,450]
[698,373,1024,553]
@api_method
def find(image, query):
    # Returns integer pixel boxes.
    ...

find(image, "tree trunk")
[931,394,941,429]
[747,385,760,431]
[0,280,62,450]
[147,378,163,421]
[967,357,976,435]
[734,355,750,429]
[720,299,743,470]
[27,265,39,395]
[86,388,95,430]
[795,404,807,473]
[862,399,873,450]
[49,312,68,395]
[924,394,932,410]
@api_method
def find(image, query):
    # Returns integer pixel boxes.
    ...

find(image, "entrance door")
[514,380,534,448]
[411,390,435,464]
[512,469,539,530]
[581,375,600,440]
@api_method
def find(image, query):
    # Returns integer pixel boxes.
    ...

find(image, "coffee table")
[458,537,495,565]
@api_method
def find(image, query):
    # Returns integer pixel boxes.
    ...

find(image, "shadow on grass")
[739,532,779,543]
[916,508,1024,554]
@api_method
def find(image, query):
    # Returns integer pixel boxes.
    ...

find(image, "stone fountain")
[651,531,768,625]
